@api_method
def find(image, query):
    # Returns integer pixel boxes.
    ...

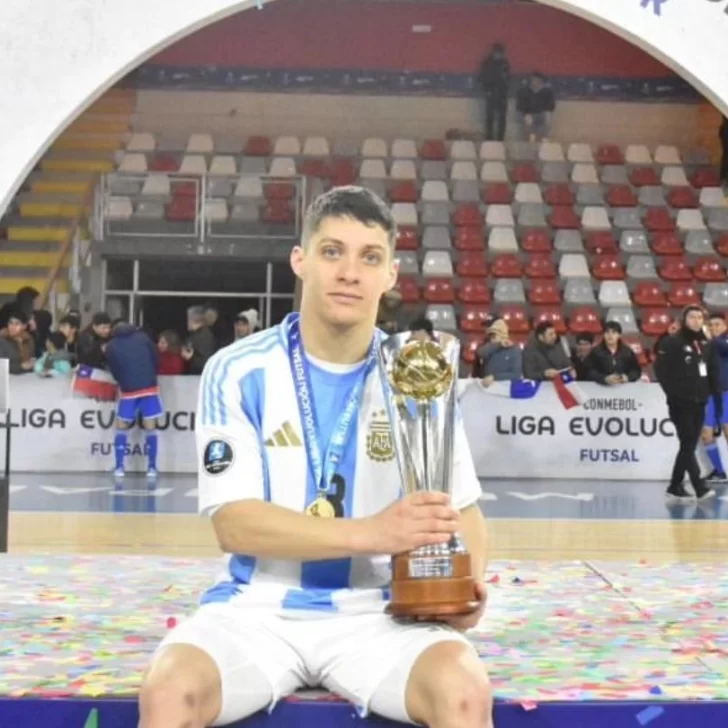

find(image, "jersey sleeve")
[196,352,266,517]
[450,408,483,511]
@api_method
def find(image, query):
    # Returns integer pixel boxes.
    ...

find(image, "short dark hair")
[535,321,554,338]
[59,315,79,329]
[302,185,396,253]
[7,309,28,325]
[604,321,623,335]
[91,312,112,327]
[709,312,725,322]
[575,332,594,344]
[409,316,434,334]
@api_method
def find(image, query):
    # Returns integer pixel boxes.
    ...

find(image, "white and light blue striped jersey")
[196,318,482,617]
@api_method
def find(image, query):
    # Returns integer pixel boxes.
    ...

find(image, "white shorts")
[157,603,473,726]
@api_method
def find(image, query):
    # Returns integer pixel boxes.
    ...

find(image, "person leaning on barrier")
[522,321,573,381]
[654,305,720,501]
[585,321,641,386]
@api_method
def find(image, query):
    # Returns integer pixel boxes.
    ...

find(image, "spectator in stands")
[586,322,641,386]
[654,305,719,501]
[720,115,728,189]
[105,322,162,479]
[700,313,728,482]
[0,311,35,374]
[478,42,510,141]
[475,318,522,387]
[570,333,594,381]
[0,285,42,331]
[77,312,112,370]
[377,289,402,334]
[516,72,556,142]
[241,308,260,333]
[157,330,186,375]
[408,316,436,342]
[32,309,52,359]
[234,313,252,341]
[204,303,233,351]
[58,315,80,365]
[182,306,216,375]
[34,332,73,378]
[522,321,573,381]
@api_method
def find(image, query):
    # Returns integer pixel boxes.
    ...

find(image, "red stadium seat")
[482,183,513,205]
[644,207,675,233]
[299,159,329,179]
[629,167,660,187]
[525,254,556,279]
[596,144,624,165]
[550,206,580,230]
[453,204,482,227]
[667,282,700,307]
[456,252,488,277]
[528,280,561,305]
[640,308,672,336]
[591,255,625,281]
[667,187,699,209]
[329,159,357,186]
[690,168,721,189]
[585,232,618,255]
[491,254,523,278]
[261,200,294,224]
[521,229,552,253]
[396,277,421,303]
[389,181,418,203]
[606,185,638,208]
[569,307,603,335]
[651,232,682,256]
[396,227,419,251]
[458,279,491,304]
[499,305,530,334]
[420,140,447,160]
[544,184,574,206]
[622,337,650,367]
[461,306,491,333]
[454,227,485,251]
[244,136,272,156]
[694,257,726,282]
[264,182,296,200]
[171,180,197,198]
[511,163,539,183]
[462,335,481,365]
[423,278,455,303]
[166,197,196,222]
[149,154,179,172]
[658,257,692,281]
[532,306,567,335]
[716,234,728,257]
[633,282,667,308]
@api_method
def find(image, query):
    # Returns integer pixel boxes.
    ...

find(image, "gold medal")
[306,496,336,518]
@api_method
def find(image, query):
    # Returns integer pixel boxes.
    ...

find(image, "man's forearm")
[212,499,372,560]
[460,504,488,579]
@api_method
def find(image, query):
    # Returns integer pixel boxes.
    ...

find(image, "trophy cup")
[377,332,479,619]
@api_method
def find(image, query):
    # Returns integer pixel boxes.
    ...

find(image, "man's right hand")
[544,368,559,379]
[362,492,460,555]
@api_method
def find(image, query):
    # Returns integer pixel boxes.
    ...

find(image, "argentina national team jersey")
[196,315,482,618]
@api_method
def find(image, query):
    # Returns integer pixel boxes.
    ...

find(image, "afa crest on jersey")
[365,409,395,463]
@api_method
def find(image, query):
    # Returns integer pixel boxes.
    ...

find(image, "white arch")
[1,0,726,215]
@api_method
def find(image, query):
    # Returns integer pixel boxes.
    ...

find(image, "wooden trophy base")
[386,552,479,619]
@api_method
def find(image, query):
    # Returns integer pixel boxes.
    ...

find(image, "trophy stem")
[416,403,433,491]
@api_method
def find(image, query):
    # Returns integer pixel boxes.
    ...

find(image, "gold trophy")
[378,332,479,618]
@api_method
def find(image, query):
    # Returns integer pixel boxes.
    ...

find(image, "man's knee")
[701,426,714,445]
[406,642,492,728]
[139,645,221,728]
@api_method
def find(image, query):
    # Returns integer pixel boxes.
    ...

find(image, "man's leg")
[140,395,164,476]
[701,396,726,478]
[114,398,135,477]
[667,403,691,494]
[321,615,492,728]
[139,605,305,728]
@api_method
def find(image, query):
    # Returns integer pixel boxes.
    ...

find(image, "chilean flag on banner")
[71,365,118,402]
[552,370,586,410]
[483,379,541,400]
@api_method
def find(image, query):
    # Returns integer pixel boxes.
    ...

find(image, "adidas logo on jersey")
[265,421,303,447]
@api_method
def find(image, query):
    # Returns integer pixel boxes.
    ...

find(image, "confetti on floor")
[1,555,727,702]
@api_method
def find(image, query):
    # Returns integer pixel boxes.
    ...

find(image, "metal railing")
[96,172,307,243]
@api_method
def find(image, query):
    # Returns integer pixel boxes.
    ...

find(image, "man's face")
[576,340,593,359]
[235,320,251,339]
[531,76,543,92]
[685,310,704,332]
[539,326,557,346]
[7,318,25,339]
[59,323,76,341]
[93,324,111,339]
[204,309,218,326]
[710,316,727,338]
[291,216,397,328]
[604,329,621,348]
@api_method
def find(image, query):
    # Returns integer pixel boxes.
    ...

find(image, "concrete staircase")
[0,88,135,312]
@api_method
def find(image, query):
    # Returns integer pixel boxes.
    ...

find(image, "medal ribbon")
[286,313,377,497]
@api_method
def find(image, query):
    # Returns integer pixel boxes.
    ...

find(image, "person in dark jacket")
[700,313,728,481]
[516,72,556,142]
[522,321,573,381]
[478,42,510,141]
[570,333,594,381]
[0,310,36,374]
[586,321,642,385]
[105,323,162,478]
[654,306,720,500]
[77,312,112,370]
[182,306,216,375]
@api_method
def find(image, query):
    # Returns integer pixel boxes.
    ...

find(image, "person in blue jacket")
[105,322,162,478]
[701,313,728,481]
